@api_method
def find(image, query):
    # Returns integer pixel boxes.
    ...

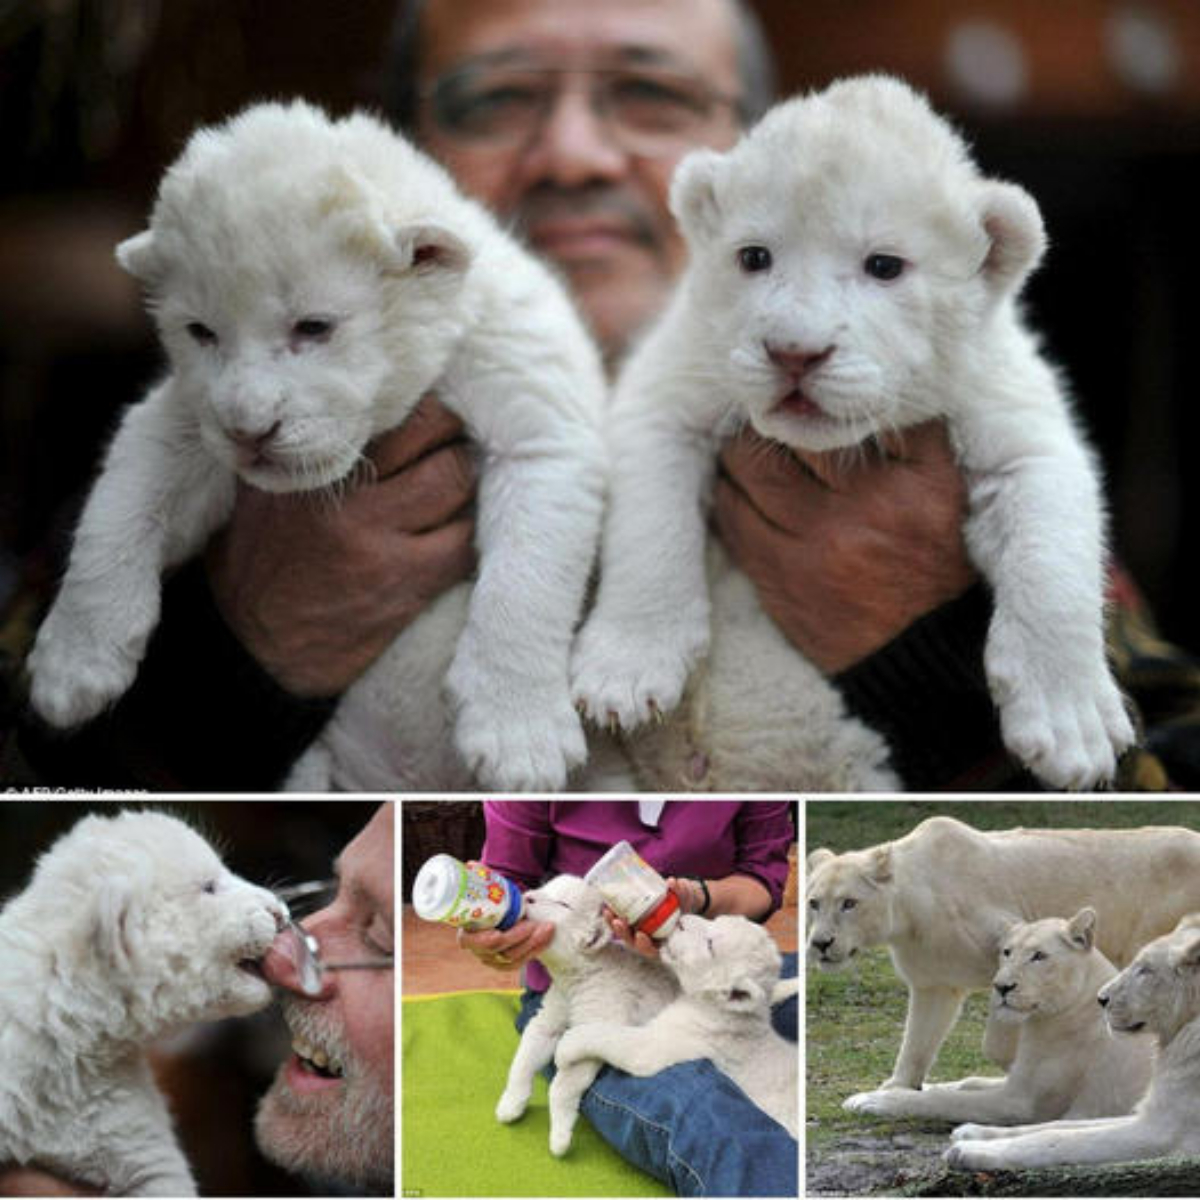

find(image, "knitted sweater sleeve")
[834,583,1039,791]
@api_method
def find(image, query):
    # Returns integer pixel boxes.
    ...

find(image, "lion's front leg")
[846,1077,1042,1126]
[946,1115,1158,1171]
[886,986,966,1089]
[951,1115,1120,1144]
[496,1003,566,1125]
[547,1059,601,1158]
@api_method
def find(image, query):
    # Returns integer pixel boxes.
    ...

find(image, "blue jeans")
[516,951,798,1197]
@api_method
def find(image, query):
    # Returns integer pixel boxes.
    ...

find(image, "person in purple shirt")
[460,800,797,1198]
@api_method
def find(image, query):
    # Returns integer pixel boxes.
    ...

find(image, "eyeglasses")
[421,64,740,158]
[276,881,394,997]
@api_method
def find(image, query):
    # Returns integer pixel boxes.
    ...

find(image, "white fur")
[806,816,1200,1092]
[27,100,607,792]
[947,916,1200,1170]
[844,908,1152,1126]
[0,810,285,1195]
[556,913,798,1137]
[493,875,678,1157]
[571,74,1133,790]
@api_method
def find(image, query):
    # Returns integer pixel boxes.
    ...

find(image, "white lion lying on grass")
[844,908,1152,1126]
[0,810,286,1195]
[947,914,1200,1171]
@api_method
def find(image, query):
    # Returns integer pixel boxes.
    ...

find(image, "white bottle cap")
[412,854,463,922]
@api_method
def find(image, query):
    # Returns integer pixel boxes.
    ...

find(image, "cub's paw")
[495,1089,529,1124]
[570,607,708,732]
[554,1028,587,1070]
[450,683,587,792]
[986,621,1135,789]
[28,610,142,727]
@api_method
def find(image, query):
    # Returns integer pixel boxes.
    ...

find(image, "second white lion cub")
[28,100,606,791]
[572,74,1133,790]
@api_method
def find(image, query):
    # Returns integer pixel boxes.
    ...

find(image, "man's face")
[255,805,395,1191]
[416,0,743,358]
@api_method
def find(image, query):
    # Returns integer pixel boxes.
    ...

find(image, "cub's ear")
[91,876,136,971]
[115,231,162,284]
[716,974,765,1013]
[394,221,472,276]
[807,848,835,873]
[1064,907,1097,952]
[977,180,1046,297]
[574,915,612,956]
[670,148,726,243]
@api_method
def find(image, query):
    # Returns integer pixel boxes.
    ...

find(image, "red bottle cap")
[636,889,680,938]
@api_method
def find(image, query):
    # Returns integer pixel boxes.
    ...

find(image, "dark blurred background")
[1,0,1196,654]
[0,799,385,1196]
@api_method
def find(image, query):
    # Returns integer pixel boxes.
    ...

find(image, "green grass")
[804,800,1200,1155]
[806,947,995,1152]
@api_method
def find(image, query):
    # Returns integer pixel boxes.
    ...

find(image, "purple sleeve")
[481,801,554,891]
[732,801,794,913]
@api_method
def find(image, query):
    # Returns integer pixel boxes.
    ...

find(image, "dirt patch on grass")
[807,1127,948,1197]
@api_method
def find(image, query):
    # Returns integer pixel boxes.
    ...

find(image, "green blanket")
[402,990,673,1198]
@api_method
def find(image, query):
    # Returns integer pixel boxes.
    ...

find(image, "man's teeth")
[292,1036,344,1077]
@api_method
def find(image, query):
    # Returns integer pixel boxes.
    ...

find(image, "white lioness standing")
[844,908,1152,1126]
[27,100,606,792]
[571,73,1133,790]
[807,816,1200,1091]
[947,916,1200,1171]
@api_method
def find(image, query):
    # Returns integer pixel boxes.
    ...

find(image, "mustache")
[510,184,664,247]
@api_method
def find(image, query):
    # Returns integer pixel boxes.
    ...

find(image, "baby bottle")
[585,840,681,939]
[412,854,525,931]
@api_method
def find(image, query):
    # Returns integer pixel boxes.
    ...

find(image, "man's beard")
[255,997,393,1194]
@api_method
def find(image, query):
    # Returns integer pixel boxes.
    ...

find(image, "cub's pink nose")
[227,419,281,449]
[765,342,835,376]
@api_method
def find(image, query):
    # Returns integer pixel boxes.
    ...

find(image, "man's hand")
[714,421,976,673]
[0,1166,100,1196]
[206,398,477,697]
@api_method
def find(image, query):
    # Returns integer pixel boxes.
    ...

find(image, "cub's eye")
[737,245,773,273]
[202,880,218,895]
[1002,948,1012,957]
[808,898,820,911]
[292,317,335,342]
[1031,950,1047,962]
[864,253,905,281]
[187,322,218,346]
[840,898,857,912]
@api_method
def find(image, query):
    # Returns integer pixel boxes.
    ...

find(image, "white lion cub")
[844,909,1152,1127]
[0,810,286,1195]
[556,914,798,1142]
[571,74,1133,790]
[493,875,678,1157]
[27,100,606,791]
